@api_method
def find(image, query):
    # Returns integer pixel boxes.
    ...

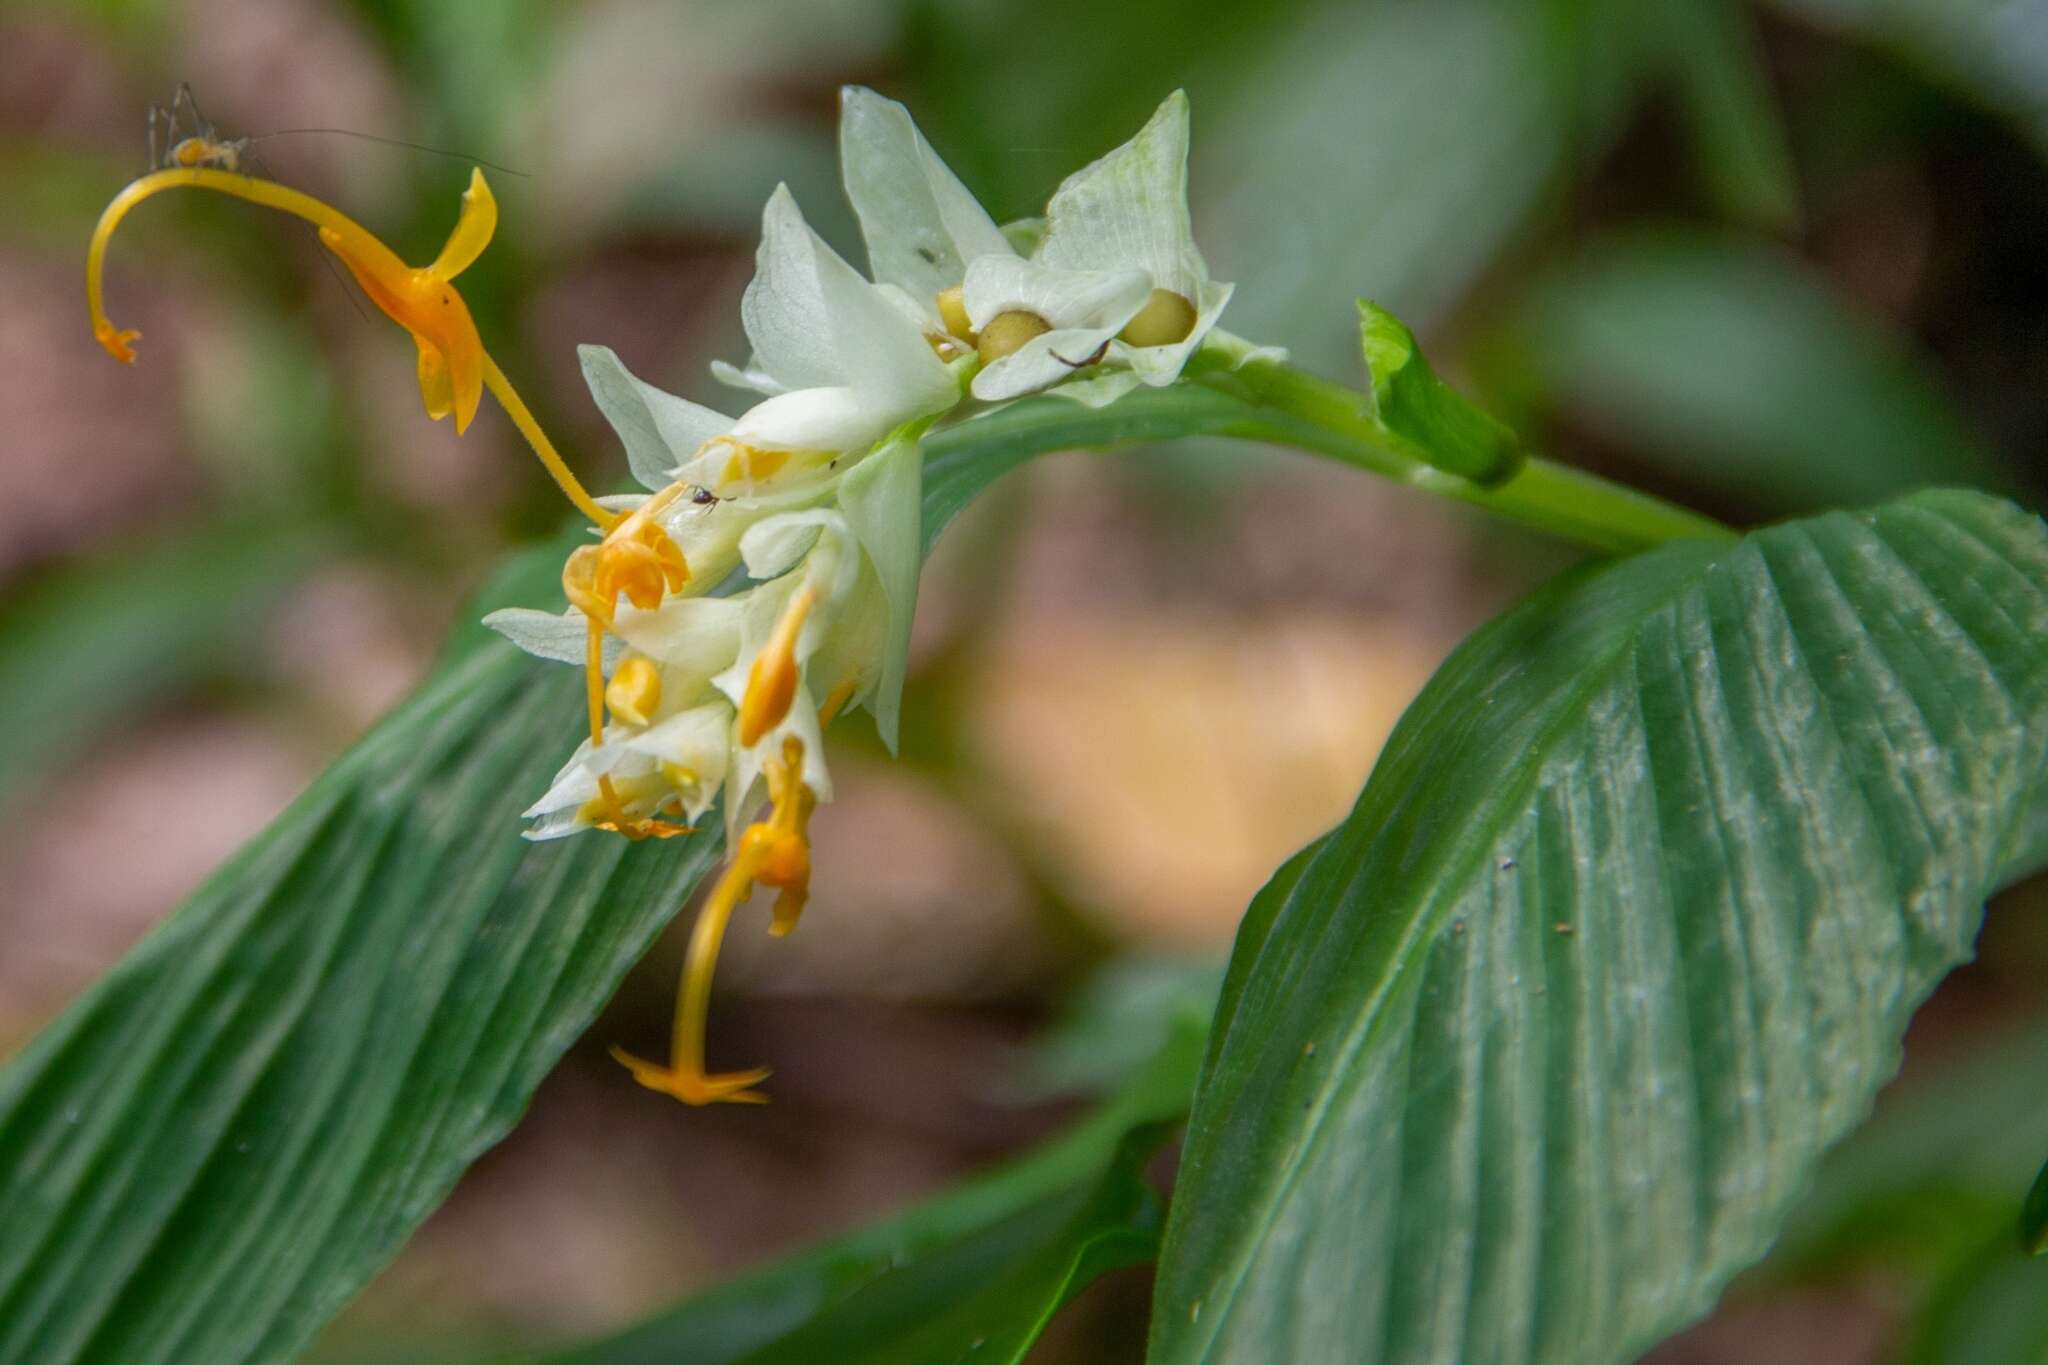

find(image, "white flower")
[521,701,735,839]
[710,183,962,455]
[836,86,1239,411]
[973,91,1233,406]
[838,85,1012,329]
[493,171,950,850]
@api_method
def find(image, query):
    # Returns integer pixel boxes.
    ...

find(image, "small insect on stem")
[1050,339,1111,369]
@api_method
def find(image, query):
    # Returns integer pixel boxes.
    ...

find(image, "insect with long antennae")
[146,83,528,178]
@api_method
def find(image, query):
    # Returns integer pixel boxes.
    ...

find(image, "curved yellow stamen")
[86,165,615,529]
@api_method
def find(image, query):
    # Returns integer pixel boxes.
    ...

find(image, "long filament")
[671,849,761,1075]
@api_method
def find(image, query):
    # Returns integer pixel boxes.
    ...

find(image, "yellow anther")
[977,309,1051,364]
[86,163,616,529]
[935,285,974,341]
[1119,287,1197,348]
[757,735,816,938]
[818,674,859,726]
[576,768,695,840]
[605,657,661,727]
[719,443,792,487]
[739,583,817,747]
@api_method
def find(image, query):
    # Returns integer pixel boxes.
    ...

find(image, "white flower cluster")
[485,87,1233,859]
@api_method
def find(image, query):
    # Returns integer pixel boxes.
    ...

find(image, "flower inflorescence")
[87,84,1244,1106]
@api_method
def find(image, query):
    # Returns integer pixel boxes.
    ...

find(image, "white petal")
[962,255,1150,331]
[1116,278,1235,387]
[620,702,733,821]
[834,432,922,751]
[731,386,885,453]
[483,607,623,670]
[839,86,1010,305]
[970,324,1126,402]
[1036,90,1208,298]
[744,185,955,419]
[739,509,855,593]
[579,345,733,490]
[610,595,745,676]
[710,356,787,398]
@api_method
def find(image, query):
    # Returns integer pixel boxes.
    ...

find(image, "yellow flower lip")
[88,164,497,432]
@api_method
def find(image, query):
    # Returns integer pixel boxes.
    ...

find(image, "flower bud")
[976,310,1051,365]
[1118,288,1197,348]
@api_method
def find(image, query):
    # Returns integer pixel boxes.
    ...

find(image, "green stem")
[1197,347,1737,556]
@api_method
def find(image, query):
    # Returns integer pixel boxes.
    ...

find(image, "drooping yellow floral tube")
[609,735,816,1106]
[86,164,615,529]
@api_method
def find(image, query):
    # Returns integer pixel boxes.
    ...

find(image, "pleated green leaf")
[0,380,1310,1365]
[1152,489,2048,1364]
[525,1024,1204,1365]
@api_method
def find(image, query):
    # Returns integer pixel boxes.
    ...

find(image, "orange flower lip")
[85,163,618,529]
[87,164,494,430]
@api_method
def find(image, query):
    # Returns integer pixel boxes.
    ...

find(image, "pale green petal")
[482,607,624,671]
[610,596,745,678]
[835,432,922,751]
[962,255,1151,331]
[971,324,1126,402]
[1046,368,1144,408]
[579,345,734,490]
[620,702,733,822]
[1115,278,1235,386]
[738,508,855,589]
[1036,90,1207,297]
[839,86,1010,305]
[744,185,955,417]
[1001,216,1047,256]
[709,356,786,397]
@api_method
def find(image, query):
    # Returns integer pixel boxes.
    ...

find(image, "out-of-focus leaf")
[1012,957,1225,1100]
[902,0,1316,219]
[1771,1012,2048,1277]
[1773,0,2048,157]
[0,523,321,808]
[0,373,1362,1365]
[1151,490,2048,1364]
[1512,231,2006,511]
[1652,0,1802,231]
[1904,1233,2048,1365]
[1201,0,1580,367]
[521,1027,1202,1365]
[2024,1154,2048,1257]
